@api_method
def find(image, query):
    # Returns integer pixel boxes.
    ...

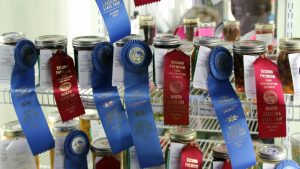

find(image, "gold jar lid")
[79,109,99,120]
[139,15,155,27]
[198,22,216,28]
[233,40,266,54]
[35,35,67,48]
[258,145,286,162]
[0,32,26,44]
[47,111,61,124]
[91,137,111,156]
[0,120,24,138]
[212,143,229,159]
[170,127,196,143]
[193,36,220,47]
[255,23,275,30]
[72,36,106,48]
[116,34,143,47]
[53,120,78,133]
[279,38,300,51]
[183,18,200,26]
[224,20,240,26]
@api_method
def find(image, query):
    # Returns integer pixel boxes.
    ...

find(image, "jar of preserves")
[191,36,221,78]
[255,23,275,53]
[153,35,181,88]
[50,120,78,169]
[212,143,230,169]
[257,145,286,169]
[291,133,300,164]
[35,35,67,89]
[91,137,125,169]
[198,22,216,37]
[223,21,240,42]
[0,32,26,85]
[183,18,199,41]
[233,40,267,92]
[138,15,156,45]
[79,109,99,142]
[72,36,106,89]
[277,38,300,94]
[0,120,40,169]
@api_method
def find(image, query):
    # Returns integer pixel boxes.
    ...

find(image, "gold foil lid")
[35,35,67,48]
[291,133,300,146]
[47,111,61,123]
[91,137,111,155]
[233,40,266,54]
[72,36,106,48]
[170,127,196,143]
[0,120,23,138]
[224,20,240,26]
[193,36,220,47]
[0,32,26,44]
[183,18,200,26]
[53,120,78,132]
[79,109,99,120]
[212,143,229,159]
[279,38,300,51]
[198,22,216,28]
[116,34,143,47]
[258,145,286,162]
[255,23,275,30]
[139,15,155,26]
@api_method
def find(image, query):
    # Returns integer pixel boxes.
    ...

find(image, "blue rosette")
[64,130,90,169]
[276,160,300,169]
[14,39,37,70]
[120,40,152,73]
[92,42,113,74]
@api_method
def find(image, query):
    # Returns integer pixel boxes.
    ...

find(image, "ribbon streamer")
[11,39,54,155]
[134,0,161,6]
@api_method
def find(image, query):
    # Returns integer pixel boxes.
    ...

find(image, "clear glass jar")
[255,23,275,53]
[257,145,286,169]
[0,32,26,85]
[277,38,300,94]
[183,18,199,41]
[191,36,221,78]
[138,15,156,45]
[35,35,67,88]
[153,35,181,89]
[223,21,240,42]
[211,143,229,169]
[50,120,78,169]
[198,22,216,37]
[72,36,106,89]
[291,133,300,164]
[79,109,99,142]
[0,120,40,169]
[91,137,125,169]
[233,40,267,92]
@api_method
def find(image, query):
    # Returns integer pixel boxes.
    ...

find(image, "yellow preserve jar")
[0,120,40,169]
[79,109,99,142]
[257,145,286,169]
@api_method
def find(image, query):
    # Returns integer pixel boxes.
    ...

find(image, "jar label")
[112,45,124,86]
[78,50,93,89]
[40,49,54,88]
[262,163,276,169]
[90,120,106,141]
[256,33,273,45]
[288,53,300,94]
[193,45,211,90]
[0,43,15,84]
[190,95,216,116]
[54,136,66,169]
[129,147,140,169]
[169,142,185,169]
[212,161,224,169]
[244,55,259,99]
[154,48,168,88]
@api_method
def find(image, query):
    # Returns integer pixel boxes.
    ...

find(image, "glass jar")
[233,40,267,92]
[277,38,300,94]
[255,23,275,53]
[47,111,61,131]
[138,15,156,45]
[257,145,286,169]
[50,120,78,169]
[72,36,106,89]
[153,35,181,88]
[198,22,216,37]
[79,109,99,142]
[0,120,40,169]
[0,32,26,85]
[183,18,199,41]
[165,127,198,169]
[35,35,67,89]
[291,133,300,164]
[91,137,125,169]
[211,143,229,169]
[223,21,240,42]
[191,36,221,78]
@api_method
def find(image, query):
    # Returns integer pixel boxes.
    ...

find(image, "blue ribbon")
[95,0,131,43]
[276,160,300,169]
[11,39,54,155]
[92,42,134,154]
[207,47,256,169]
[64,130,90,169]
[120,40,164,168]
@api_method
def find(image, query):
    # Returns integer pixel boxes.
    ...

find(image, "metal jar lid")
[255,23,275,30]
[0,120,24,138]
[279,38,300,51]
[198,22,216,28]
[53,120,78,132]
[224,20,240,26]
[47,111,61,123]
[139,15,155,27]
[35,35,67,48]
[91,137,112,156]
[258,145,286,162]
[291,133,300,146]
[116,34,143,47]
[79,109,99,120]
[193,36,220,47]
[0,32,26,44]
[183,18,199,26]
[233,40,266,54]
[212,143,229,159]
[72,36,106,48]
[170,127,197,143]
[154,35,180,47]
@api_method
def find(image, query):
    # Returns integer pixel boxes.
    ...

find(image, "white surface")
[54,136,66,169]
[112,45,124,86]
[78,50,93,89]
[154,48,168,88]
[0,44,15,84]
[193,46,211,90]
[39,50,54,89]
[244,55,258,99]
[288,53,300,95]
[169,142,185,169]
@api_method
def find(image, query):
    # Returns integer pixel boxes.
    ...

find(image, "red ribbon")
[50,50,85,122]
[180,143,203,169]
[134,0,160,6]
[96,156,120,169]
[222,160,232,169]
[254,56,286,138]
[163,49,190,125]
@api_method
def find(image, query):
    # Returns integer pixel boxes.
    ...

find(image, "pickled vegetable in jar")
[257,145,286,169]
[183,18,199,41]
[138,15,156,45]
[223,21,240,42]
[255,23,275,53]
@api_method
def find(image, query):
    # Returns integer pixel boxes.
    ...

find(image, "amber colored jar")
[0,120,40,169]
[138,15,156,45]
[79,109,99,142]
[223,21,240,42]
[255,23,275,53]
[277,38,300,94]
[233,40,267,92]
[183,18,200,41]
